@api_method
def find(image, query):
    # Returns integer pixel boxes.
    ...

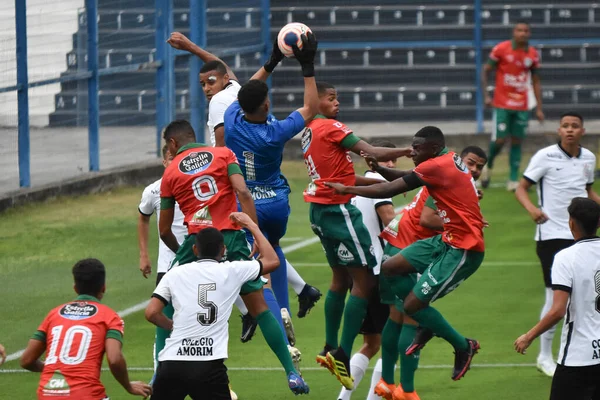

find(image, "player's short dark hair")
[560,111,584,126]
[317,81,336,96]
[195,228,225,259]
[415,126,445,148]
[162,144,169,159]
[72,258,106,296]
[238,80,269,114]
[200,60,227,75]
[568,197,600,236]
[370,139,396,149]
[163,119,196,140]
[514,20,530,27]
[460,145,488,161]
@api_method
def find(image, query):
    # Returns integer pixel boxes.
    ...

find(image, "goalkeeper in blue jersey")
[224,33,319,350]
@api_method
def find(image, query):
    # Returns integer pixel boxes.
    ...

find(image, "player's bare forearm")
[420,207,443,231]
[370,147,412,162]
[374,166,413,182]
[145,298,173,330]
[532,73,542,110]
[137,214,151,258]
[525,291,568,342]
[481,64,492,104]
[355,175,387,186]
[376,204,396,227]
[159,207,179,253]
[298,76,319,123]
[515,179,538,214]
[247,223,279,273]
[250,66,271,82]
[230,174,259,224]
[160,229,179,254]
[190,45,237,81]
[587,186,600,204]
[106,339,134,392]
[20,339,45,372]
[329,178,409,199]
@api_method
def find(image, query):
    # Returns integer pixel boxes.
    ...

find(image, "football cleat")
[326,347,354,390]
[288,345,302,375]
[281,308,296,346]
[452,338,480,381]
[229,384,238,400]
[316,344,335,374]
[506,180,519,192]
[480,165,491,189]
[393,384,421,400]
[288,371,310,395]
[374,378,396,400]
[240,313,257,343]
[297,284,322,318]
[536,356,556,377]
[405,326,434,356]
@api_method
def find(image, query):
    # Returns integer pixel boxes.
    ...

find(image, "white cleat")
[481,165,491,189]
[281,308,296,346]
[288,344,302,375]
[506,180,519,192]
[536,357,557,377]
[229,384,239,400]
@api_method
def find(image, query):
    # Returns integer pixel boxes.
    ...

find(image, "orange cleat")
[373,378,396,400]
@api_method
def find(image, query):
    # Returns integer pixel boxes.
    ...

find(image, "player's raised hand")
[529,208,549,225]
[0,343,6,365]
[514,334,532,355]
[292,32,318,77]
[229,212,257,229]
[139,256,152,279]
[263,38,285,73]
[361,152,379,171]
[324,182,347,194]
[167,32,192,51]
[127,381,152,398]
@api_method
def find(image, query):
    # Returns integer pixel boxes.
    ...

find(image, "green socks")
[398,324,420,392]
[381,318,403,384]
[154,303,174,364]
[509,142,522,182]
[256,310,297,375]
[487,140,502,170]
[324,290,346,348]
[409,306,468,351]
[340,295,368,356]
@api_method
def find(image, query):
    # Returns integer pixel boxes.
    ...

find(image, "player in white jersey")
[145,212,288,399]
[515,197,600,400]
[167,32,322,333]
[337,139,397,400]
[515,111,600,376]
[138,145,186,284]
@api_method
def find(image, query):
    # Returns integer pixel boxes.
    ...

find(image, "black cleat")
[240,313,257,343]
[405,326,435,356]
[297,284,322,318]
[326,347,354,390]
[452,338,480,381]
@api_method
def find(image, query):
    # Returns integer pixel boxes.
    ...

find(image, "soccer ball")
[277,22,312,58]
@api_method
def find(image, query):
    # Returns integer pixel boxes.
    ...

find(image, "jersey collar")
[556,143,582,159]
[511,39,529,51]
[313,114,328,120]
[575,236,600,243]
[437,147,449,156]
[75,294,100,302]
[177,142,207,155]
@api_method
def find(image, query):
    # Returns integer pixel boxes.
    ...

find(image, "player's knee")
[242,291,269,317]
[360,338,380,359]
[403,294,426,315]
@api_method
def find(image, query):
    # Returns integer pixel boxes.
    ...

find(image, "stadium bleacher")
[49,1,600,126]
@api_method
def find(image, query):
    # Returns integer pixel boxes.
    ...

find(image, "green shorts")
[309,202,377,268]
[401,235,485,303]
[492,107,529,140]
[169,230,265,295]
[379,243,413,309]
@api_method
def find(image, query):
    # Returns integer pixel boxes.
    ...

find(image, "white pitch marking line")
[0,363,537,373]
[293,261,539,267]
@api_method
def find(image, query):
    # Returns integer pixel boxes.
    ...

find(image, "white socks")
[286,260,307,295]
[366,358,383,400]
[235,296,248,315]
[539,287,557,361]
[337,353,370,400]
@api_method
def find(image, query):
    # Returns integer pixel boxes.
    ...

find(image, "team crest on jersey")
[452,153,469,174]
[524,58,532,67]
[59,302,98,320]
[179,151,214,175]
[300,128,312,153]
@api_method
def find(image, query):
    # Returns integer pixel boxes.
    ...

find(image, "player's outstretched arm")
[250,39,285,82]
[360,152,413,182]
[229,174,258,225]
[326,173,423,199]
[20,339,45,372]
[515,178,549,224]
[106,338,153,397]
[292,33,319,123]
[420,205,443,231]
[350,140,412,162]
[587,185,600,205]
[514,289,568,354]
[532,72,544,122]
[168,32,238,81]
[230,212,280,274]
[137,213,152,278]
